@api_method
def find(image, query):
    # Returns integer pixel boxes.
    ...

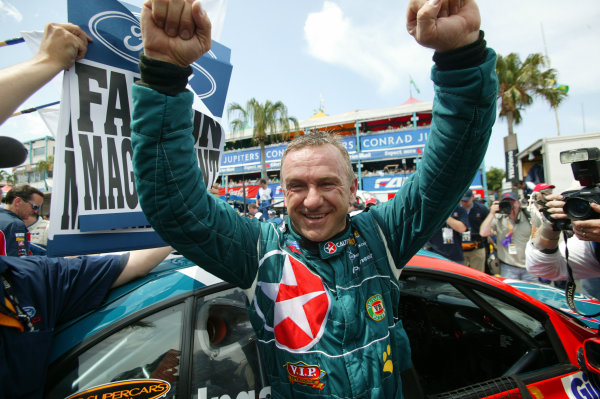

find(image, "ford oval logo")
[88,11,216,99]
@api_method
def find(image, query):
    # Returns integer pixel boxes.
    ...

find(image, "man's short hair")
[248,203,258,210]
[259,178,267,185]
[280,131,354,187]
[4,185,44,204]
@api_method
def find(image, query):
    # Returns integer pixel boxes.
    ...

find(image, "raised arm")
[479,201,499,237]
[132,0,261,287]
[0,23,91,125]
[374,0,497,265]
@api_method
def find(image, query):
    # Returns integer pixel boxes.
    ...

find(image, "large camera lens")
[498,200,513,215]
[564,197,594,220]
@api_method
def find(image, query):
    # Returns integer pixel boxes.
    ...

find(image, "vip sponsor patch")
[366,294,386,321]
[66,379,170,399]
[283,361,326,390]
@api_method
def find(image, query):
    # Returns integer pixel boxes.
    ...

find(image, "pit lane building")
[218,97,487,204]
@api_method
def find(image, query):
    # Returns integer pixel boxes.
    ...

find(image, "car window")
[191,288,270,399]
[46,304,184,399]
[399,275,559,396]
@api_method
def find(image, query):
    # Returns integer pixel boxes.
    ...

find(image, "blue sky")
[0,0,599,171]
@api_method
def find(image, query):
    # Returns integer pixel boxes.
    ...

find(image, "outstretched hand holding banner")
[48,0,232,256]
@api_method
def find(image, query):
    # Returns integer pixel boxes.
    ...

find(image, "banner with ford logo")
[48,0,232,256]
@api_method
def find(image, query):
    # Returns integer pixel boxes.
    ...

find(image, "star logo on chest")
[258,254,331,351]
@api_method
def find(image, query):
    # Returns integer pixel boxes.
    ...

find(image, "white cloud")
[304,0,600,97]
[0,0,22,22]
[0,113,52,144]
[483,0,600,96]
[304,1,432,94]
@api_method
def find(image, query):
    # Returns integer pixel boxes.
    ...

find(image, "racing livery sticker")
[197,386,271,399]
[366,294,386,321]
[322,236,355,255]
[283,361,327,390]
[257,254,331,351]
[65,379,170,399]
[561,371,600,399]
[324,242,337,254]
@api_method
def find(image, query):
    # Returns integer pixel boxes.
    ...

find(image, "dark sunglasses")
[19,197,40,212]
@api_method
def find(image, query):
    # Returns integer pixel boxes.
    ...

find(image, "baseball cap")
[533,183,555,192]
[461,190,473,201]
[501,192,518,201]
[0,136,28,168]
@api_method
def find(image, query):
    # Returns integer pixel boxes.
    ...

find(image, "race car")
[44,251,600,399]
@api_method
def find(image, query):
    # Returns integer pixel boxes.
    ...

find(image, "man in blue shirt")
[426,205,469,264]
[460,190,490,272]
[0,246,172,399]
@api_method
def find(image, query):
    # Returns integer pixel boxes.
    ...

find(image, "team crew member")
[131,0,497,397]
[0,185,45,256]
[0,246,173,399]
[426,205,468,264]
[460,190,490,272]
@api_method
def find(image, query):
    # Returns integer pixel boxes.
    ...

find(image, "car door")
[45,285,270,399]
[398,267,585,398]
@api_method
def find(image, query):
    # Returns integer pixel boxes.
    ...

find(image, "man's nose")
[304,186,322,208]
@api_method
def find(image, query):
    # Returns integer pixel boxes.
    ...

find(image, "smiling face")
[281,144,358,242]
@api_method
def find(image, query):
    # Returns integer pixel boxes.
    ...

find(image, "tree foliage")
[228,99,299,180]
[496,52,567,136]
[486,167,505,194]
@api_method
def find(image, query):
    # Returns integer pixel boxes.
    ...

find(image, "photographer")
[526,193,600,299]
[480,192,538,282]
[526,147,600,299]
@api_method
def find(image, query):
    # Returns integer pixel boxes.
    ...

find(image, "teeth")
[306,214,325,219]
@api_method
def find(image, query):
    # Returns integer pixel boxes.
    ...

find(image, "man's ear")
[349,178,358,199]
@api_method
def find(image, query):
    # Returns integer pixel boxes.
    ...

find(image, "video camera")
[550,148,600,230]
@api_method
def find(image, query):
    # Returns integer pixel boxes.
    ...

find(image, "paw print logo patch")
[383,345,393,373]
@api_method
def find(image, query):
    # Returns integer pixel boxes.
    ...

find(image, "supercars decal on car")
[65,379,170,399]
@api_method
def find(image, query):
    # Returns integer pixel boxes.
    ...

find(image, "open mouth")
[305,214,326,220]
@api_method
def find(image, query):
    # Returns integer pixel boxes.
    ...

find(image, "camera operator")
[526,193,600,299]
[526,147,600,299]
[480,192,538,282]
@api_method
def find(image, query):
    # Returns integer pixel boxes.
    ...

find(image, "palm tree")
[36,155,54,191]
[228,99,299,180]
[5,173,17,186]
[496,53,567,136]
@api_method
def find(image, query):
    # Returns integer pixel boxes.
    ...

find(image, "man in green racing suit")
[131,0,497,397]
